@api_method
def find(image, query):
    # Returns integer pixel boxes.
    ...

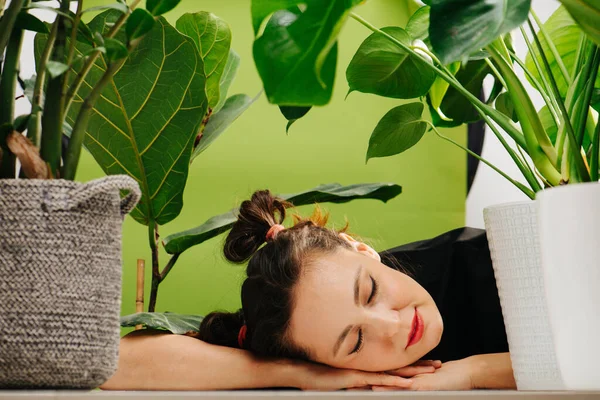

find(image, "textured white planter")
[538,182,600,390]
[483,202,562,390]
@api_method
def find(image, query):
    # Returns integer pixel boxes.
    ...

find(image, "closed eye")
[367,276,378,304]
[351,329,364,354]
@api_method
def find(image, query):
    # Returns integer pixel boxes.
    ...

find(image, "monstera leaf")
[429,0,531,64]
[176,12,231,109]
[121,312,203,334]
[163,182,403,254]
[525,6,600,98]
[35,10,208,225]
[251,0,362,106]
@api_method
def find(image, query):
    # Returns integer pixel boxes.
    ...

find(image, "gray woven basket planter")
[0,175,140,389]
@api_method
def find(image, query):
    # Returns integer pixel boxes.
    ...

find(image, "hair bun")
[224,190,291,263]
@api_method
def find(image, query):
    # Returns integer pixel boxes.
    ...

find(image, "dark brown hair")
[198,190,351,359]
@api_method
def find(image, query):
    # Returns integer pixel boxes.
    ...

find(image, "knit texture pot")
[0,175,140,389]
[483,201,562,390]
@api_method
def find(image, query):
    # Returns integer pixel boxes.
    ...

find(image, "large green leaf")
[176,12,231,109]
[121,312,203,334]
[429,0,531,64]
[428,59,491,127]
[36,11,208,225]
[252,1,359,106]
[525,6,599,98]
[366,102,428,162]
[162,182,403,254]
[191,93,259,160]
[346,27,436,99]
[559,0,600,47]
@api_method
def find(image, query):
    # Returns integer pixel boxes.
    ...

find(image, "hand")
[290,359,414,391]
[375,358,475,391]
[386,359,442,378]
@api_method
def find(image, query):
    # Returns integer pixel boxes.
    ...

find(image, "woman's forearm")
[100,330,299,390]
[468,352,516,390]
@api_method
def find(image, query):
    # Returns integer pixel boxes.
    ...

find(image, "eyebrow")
[332,265,362,357]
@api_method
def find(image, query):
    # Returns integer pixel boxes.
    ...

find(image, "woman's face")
[288,234,443,371]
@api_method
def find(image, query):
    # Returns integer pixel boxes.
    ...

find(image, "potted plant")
[0,0,214,389]
[246,0,600,390]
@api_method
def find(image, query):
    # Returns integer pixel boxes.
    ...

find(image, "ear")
[339,233,381,262]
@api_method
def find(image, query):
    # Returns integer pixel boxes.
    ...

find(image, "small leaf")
[346,27,436,99]
[15,11,49,33]
[120,312,204,334]
[163,182,403,254]
[366,103,427,162]
[176,12,231,108]
[83,2,129,15]
[279,106,311,133]
[45,61,69,78]
[104,37,128,62]
[406,6,430,40]
[495,92,519,122]
[192,93,259,160]
[429,0,531,65]
[6,131,49,179]
[126,8,155,41]
[146,0,181,16]
[13,114,30,133]
[77,20,95,46]
[23,75,36,103]
[559,0,600,47]
[213,50,240,114]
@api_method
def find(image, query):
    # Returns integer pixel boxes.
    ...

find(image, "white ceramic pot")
[538,182,600,390]
[483,201,562,390]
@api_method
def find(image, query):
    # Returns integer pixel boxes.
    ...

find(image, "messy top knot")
[223,190,292,264]
[198,189,352,359]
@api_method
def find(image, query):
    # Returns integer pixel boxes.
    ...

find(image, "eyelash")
[351,276,378,354]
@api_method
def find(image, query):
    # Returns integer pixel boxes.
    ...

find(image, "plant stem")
[62,0,83,101]
[508,49,560,126]
[484,58,507,88]
[0,19,25,178]
[64,0,142,117]
[148,222,160,312]
[572,33,587,79]
[528,19,590,182]
[487,43,561,185]
[574,45,600,147]
[349,12,528,152]
[477,107,543,192]
[61,58,123,180]
[0,0,26,64]
[530,9,571,86]
[28,17,59,148]
[160,253,181,282]
[592,119,600,181]
[40,0,70,178]
[426,121,535,199]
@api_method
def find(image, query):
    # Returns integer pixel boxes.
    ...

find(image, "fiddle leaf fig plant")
[250,0,600,199]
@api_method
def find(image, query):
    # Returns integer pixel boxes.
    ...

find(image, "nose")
[368,307,403,340]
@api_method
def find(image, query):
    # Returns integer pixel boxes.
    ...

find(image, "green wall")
[77,0,466,319]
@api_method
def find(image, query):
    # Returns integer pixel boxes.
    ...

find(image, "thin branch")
[159,253,181,282]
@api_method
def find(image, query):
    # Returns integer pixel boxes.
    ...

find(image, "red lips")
[406,308,424,349]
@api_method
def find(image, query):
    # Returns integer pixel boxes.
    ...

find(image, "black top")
[380,227,509,362]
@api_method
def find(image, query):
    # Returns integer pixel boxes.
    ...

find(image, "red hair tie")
[237,325,247,348]
[266,224,285,241]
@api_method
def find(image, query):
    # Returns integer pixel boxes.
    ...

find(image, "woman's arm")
[468,352,516,390]
[100,330,414,391]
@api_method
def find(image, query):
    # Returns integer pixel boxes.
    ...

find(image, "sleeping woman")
[101,190,515,391]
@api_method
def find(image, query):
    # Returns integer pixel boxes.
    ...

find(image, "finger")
[362,372,413,388]
[386,365,435,377]
[413,360,442,368]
